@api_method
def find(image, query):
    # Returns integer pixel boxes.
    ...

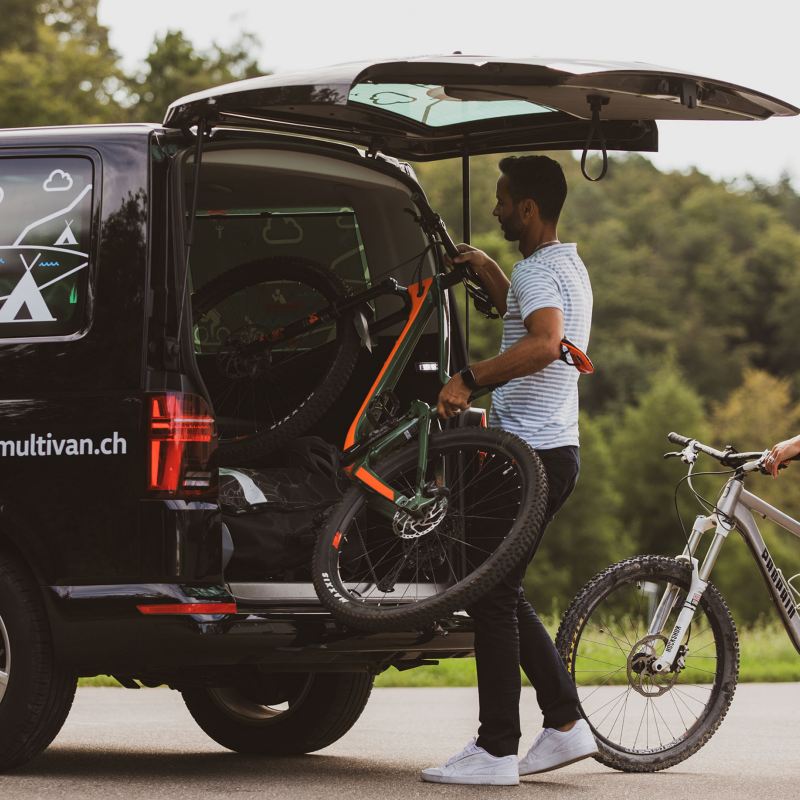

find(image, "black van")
[0,56,795,771]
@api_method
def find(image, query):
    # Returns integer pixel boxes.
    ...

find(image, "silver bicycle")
[555,431,800,771]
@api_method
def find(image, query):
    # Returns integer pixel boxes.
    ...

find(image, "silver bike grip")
[667,432,691,446]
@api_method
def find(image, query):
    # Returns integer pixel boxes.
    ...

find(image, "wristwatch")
[458,367,480,391]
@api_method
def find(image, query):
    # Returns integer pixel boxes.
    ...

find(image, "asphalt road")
[1,683,797,799]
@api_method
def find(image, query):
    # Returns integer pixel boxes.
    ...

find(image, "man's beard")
[500,219,521,242]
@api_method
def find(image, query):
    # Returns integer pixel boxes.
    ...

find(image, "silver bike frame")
[649,474,800,673]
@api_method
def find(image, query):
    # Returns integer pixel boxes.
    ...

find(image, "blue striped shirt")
[489,243,592,450]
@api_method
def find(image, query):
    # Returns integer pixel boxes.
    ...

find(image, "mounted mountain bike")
[556,432,800,772]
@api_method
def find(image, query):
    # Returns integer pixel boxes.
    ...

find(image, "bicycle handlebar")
[669,433,740,465]
[667,431,800,472]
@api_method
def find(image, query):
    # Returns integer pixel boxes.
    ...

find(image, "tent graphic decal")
[54,220,78,246]
[0,255,56,323]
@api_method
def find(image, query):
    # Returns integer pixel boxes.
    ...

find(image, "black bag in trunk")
[221,437,343,580]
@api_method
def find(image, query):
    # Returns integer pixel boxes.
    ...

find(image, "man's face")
[493,174,525,242]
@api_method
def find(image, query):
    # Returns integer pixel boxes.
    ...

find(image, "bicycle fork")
[648,500,737,673]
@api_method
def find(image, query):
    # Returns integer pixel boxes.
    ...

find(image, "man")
[422,156,597,786]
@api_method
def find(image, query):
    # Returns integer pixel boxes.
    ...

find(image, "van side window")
[0,157,93,340]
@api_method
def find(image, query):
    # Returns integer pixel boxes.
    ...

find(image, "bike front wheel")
[555,556,739,772]
[313,427,548,632]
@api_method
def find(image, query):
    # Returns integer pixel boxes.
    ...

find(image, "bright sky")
[98,0,800,185]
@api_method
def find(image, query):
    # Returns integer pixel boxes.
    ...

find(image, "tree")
[609,361,710,557]
[124,30,263,123]
[0,0,39,51]
[0,0,123,126]
[0,4,265,128]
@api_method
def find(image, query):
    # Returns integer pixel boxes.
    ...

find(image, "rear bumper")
[45,582,475,676]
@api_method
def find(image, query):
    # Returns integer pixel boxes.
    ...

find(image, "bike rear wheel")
[313,427,548,632]
[192,256,361,464]
[555,556,739,772]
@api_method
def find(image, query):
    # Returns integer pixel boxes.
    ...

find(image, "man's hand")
[437,372,472,419]
[764,434,800,478]
[450,244,498,276]
[450,244,510,316]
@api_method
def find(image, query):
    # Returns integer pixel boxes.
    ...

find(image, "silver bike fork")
[647,511,730,673]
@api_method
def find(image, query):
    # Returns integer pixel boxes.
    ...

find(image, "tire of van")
[0,551,77,773]
[181,670,373,754]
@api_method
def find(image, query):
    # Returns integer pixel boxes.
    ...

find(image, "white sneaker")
[519,719,598,775]
[421,739,519,785]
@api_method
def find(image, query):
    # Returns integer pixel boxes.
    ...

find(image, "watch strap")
[459,367,480,391]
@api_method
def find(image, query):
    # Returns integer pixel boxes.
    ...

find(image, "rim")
[0,614,10,705]
[572,572,722,756]
[331,440,526,610]
[208,674,313,724]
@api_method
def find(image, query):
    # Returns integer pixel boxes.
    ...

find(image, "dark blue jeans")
[468,446,581,758]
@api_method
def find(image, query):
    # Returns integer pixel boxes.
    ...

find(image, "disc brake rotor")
[392,497,448,539]
[627,634,679,697]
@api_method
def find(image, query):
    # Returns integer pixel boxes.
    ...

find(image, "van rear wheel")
[0,551,77,773]
[182,670,373,754]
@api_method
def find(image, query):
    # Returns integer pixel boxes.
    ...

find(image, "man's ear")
[522,198,539,221]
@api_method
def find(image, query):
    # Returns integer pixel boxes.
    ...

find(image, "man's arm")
[452,245,510,316]
[436,307,563,418]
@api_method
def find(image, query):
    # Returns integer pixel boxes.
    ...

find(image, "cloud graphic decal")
[43,170,74,193]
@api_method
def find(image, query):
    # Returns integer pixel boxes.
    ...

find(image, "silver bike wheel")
[556,556,739,772]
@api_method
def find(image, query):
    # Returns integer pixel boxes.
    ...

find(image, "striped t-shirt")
[489,243,592,450]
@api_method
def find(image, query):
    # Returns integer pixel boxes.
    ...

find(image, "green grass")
[373,619,799,687]
[739,620,800,682]
[77,618,799,689]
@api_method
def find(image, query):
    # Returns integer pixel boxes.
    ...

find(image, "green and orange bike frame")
[335,207,593,522]
[256,200,593,521]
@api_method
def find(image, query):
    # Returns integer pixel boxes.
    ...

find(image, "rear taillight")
[148,393,216,495]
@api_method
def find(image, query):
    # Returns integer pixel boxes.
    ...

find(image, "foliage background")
[5,2,800,628]
[414,153,800,625]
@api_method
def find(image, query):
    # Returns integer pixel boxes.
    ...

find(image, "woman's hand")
[764,434,800,478]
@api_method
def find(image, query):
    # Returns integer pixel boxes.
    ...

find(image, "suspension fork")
[645,514,714,644]
[649,478,741,672]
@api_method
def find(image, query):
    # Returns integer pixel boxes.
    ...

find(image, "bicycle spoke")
[574,653,627,670]
[578,666,627,700]
[651,694,676,743]
[669,686,689,731]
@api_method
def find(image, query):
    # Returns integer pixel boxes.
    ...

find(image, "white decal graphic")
[13,184,92,247]
[0,432,128,458]
[0,177,92,330]
[0,186,4,204]
[54,220,78,246]
[43,169,74,193]
[262,217,303,245]
[0,254,56,323]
